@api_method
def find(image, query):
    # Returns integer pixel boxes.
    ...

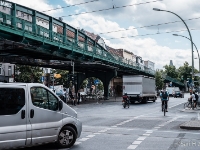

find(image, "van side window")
[31,87,58,111]
[47,91,58,111]
[31,87,48,109]
[0,88,25,115]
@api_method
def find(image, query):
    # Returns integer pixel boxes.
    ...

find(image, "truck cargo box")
[123,75,157,103]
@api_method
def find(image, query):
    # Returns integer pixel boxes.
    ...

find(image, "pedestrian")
[63,88,67,103]
[191,91,197,109]
[77,90,81,105]
[69,88,76,106]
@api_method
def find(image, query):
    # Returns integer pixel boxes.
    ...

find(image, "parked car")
[174,91,184,98]
[0,83,82,149]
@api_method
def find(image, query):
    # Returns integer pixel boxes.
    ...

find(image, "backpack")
[195,94,199,101]
[162,91,168,99]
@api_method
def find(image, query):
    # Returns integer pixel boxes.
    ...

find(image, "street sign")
[54,74,61,78]
[94,79,99,85]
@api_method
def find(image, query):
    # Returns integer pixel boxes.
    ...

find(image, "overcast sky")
[9,0,200,70]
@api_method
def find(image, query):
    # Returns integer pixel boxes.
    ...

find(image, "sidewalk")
[180,120,200,130]
[180,108,200,130]
[66,96,122,105]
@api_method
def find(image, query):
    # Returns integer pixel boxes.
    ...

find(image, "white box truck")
[123,75,157,103]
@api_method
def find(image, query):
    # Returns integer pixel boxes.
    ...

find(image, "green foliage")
[177,61,199,86]
[155,70,164,90]
[163,65,178,78]
[15,65,43,83]
[52,69,69,87]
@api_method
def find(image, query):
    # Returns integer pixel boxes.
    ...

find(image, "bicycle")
[162,100,168,116]
[184,99,195,110]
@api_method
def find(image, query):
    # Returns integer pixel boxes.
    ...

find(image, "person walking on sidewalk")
[69,88,76,106]
[160,89,169,112]
[191,91,198,109]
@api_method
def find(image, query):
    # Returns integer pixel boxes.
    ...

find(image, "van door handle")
[21,110,25,119]
[30,109,34,118]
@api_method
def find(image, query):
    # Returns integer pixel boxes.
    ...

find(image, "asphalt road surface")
[21,93,200,150]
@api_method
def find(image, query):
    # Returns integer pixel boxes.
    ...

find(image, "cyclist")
[160,89,169,112]
[122,93,130,104]
[191,91,197,109]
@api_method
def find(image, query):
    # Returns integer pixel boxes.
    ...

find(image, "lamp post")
[173,34,200,72]
[153,8,194,84]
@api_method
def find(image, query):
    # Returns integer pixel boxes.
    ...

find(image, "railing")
[0,10,156,76]
[162,75,184,86]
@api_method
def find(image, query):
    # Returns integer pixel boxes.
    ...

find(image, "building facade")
[0,63,15,82]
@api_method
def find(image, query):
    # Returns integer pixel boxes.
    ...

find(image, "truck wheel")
[57,126,77,148]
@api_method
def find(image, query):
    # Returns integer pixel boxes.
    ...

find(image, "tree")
[155,70,164,90]
[15,65,43,83]
[163,65,178,79]
[178,61,199,86]
[52,69,69,87]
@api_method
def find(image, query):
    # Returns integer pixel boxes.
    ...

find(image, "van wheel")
[57,126,77,148]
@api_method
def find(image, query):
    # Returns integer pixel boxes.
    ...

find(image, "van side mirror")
[58,101,63,111]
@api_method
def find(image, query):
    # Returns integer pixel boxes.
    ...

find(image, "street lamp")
[173,34,200,72]
[153,8,194,84]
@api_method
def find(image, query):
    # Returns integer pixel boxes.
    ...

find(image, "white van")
[0,83,82,149]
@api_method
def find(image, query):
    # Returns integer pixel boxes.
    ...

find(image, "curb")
[180,120,200,130]
[179,109,200,113]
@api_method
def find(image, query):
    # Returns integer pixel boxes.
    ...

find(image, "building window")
[3,6,6,10]
[17,23,22,28]
[21,12,24,17]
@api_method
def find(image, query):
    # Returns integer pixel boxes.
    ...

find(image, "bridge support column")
[100,71,116,99]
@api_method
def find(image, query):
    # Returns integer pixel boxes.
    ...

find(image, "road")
[22,93,200,150]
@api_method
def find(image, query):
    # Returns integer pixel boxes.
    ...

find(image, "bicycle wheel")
[184,103,187,109]
[163,105,166,116]
[187,102,192,109]
[184,102,189,109]
[192,102,194,110]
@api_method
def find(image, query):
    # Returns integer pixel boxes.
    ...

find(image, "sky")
[8,0,200,70]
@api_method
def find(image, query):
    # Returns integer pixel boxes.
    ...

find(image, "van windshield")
[0,88,25,115]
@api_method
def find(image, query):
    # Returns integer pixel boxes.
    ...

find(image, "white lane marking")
[143,134,150,136]
[132,141,142,144]
[86,135,95,138]
[75,142,82,145]
[169,101,186,108]
[98,130,107,132]
[127,145,138,149]
[94,133,101,135]
[79,138,89,141]
[154,127,160,129]
[137,137,146,141]
[146,131,153,134]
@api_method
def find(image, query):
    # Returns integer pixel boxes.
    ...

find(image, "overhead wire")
[59,0,163,17]
[42,0,100,12]
[106,28,200,40]
[99,16,200,35]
